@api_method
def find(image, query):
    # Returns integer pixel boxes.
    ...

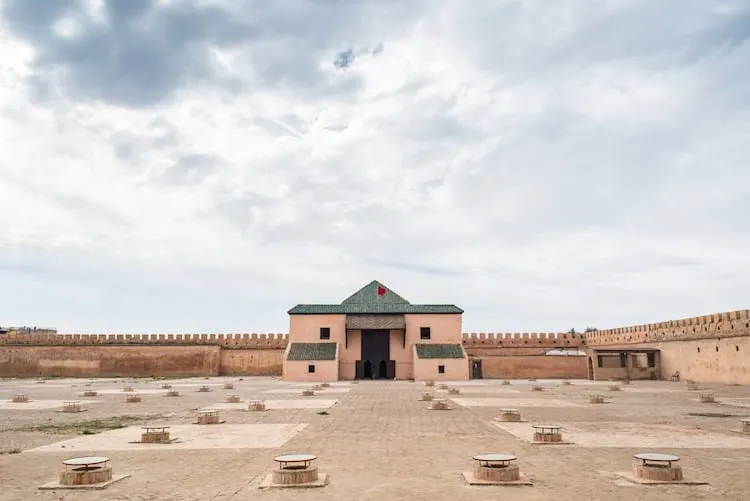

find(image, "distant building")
[0,326,57,336]
[283,280,469,381]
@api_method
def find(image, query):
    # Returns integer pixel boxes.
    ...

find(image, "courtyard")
[0,376,749,500]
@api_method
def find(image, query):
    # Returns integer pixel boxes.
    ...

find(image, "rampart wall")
[585,309,750,384]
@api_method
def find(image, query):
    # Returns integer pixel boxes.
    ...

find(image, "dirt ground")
[1,376,749,500]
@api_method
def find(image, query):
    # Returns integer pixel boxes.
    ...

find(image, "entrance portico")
[283,280,469,381]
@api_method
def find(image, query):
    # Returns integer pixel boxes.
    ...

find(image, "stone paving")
[0,376,749,500]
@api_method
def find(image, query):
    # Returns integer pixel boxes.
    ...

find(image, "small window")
[308,364,315,373]
[438,365,445,374]
[420,327,431,340]
[320,327,330,340]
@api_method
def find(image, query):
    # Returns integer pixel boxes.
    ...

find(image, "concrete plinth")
[428,400,451,410]
[533,432,562,443]
[61,466,112,486]
[495,410,522,422]
[633,463,683,482]
[699,392,716,403]
[273,466,319,485]
[141,431,171,443]
[248,401,266,411]
[196,415,221,425]
[473,463,520,482]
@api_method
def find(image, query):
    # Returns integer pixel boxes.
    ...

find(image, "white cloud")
[0,0,749,333]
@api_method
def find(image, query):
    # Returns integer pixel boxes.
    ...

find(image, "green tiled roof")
[287,342,337,361]
[288,280,463,315]
[415,343,465,359]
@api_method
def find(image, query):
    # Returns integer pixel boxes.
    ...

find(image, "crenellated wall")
[585,310,750,346]
[585,309,750,384]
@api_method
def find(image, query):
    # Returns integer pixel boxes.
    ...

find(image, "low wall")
[219,349,284,376]
[474,355,587,379]
[0,345,221,377]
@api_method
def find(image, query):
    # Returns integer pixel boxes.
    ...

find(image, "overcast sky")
[1,0,748,334]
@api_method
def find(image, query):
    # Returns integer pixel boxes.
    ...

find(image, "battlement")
[585,309,750,346]
[0,332,290,349]
[460,332,585,347]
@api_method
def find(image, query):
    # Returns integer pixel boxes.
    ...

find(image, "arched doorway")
[364,360,373,379]
[587,357,594,380]
[378,360,387,379]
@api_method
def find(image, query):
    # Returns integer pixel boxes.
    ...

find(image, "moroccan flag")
[377,285,386,296]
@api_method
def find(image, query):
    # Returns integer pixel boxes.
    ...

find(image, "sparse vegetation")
[0,448,21,455]
[2,415,160,435]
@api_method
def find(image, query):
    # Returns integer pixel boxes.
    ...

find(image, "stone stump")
[141,429,171,443]
[123,386,134,392]
[83,390,98,397]
[226,395,242,403]
[161,384,172,389]
[532,425,563,443]
[502,380,511,385]
[740,419,750,434]
[321,382,330,388]
[531,385,544,392]
[473,463,520,482]
[272,466,319,485]
[196,410,220,425]
[588,393,606,404]
[632,454,684,482]
[699,391,715,403]
[609,385,621,391]
[198,385,211,392]
[496,409,521,422]
[60,466,113,486]
[424,380,435,387]
[62,401,83,413]
[11,394,29,403]
[448,388,461,395]
[429,400,451,410]
[125,394,141,403]
[437,383,448,390]
[165,390,181,397]
[420,392,434,401]
[248,400,266,411]
[223,383,234,390]
[301,389,315,396]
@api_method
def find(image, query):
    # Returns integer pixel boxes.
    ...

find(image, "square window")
[320,327,330,340]
[420,327,431,340]
[308,364,315,373]
[438,365,445,374]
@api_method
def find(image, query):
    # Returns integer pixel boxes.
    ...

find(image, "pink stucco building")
[283,280,469,381]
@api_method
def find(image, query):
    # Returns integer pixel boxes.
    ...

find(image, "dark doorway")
[378,360,387,378]
[471,360,483,379]
[587,357,594,380]
[364,360,372,379]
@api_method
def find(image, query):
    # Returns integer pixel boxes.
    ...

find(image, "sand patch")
[493,421,750,448]
[25,423,308,452]
[451,397,584,408]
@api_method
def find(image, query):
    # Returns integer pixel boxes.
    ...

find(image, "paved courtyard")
[1,376,749,500]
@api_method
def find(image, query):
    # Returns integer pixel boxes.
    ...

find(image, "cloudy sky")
[1,0,748,334]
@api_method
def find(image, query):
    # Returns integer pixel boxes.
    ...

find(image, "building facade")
[282,280,469,381]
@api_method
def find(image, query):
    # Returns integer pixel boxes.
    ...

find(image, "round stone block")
[165,390,181,397]
[11,395,29,403]
[531,385,544,392]
[424,380,435,387]
[588,394,606,403]
[473,463,520,482]
[63,403,82,413]
[198,386,211,392]
[740,419,750,434]
[197,414,220,425]
[699,392,715,403]
[223,383,234,389]
[502,380,511,385]
[161,384,172,389]
[497,410,521,422]
[125,395,141,403]
[141,431,171,443]
[248,401,266,411]
[429,400,450,410]
[301,390,315,396]
[420,392,434,401]
[448,388,461,395]
[123,386,134,392]
[59,466,113,486]
[226,395,241,403]
[533,431,562,443]
[563,381,572,385]
[609,385,621,391]
[272,466,319,485]
[633,463,683,481]
[321,382,330,388]
[83,390,98,397]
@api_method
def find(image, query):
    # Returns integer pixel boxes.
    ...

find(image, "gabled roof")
[341,280,410,305]
[288,280,463,315]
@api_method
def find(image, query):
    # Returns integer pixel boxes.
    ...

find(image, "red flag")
[377,286,386,296]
